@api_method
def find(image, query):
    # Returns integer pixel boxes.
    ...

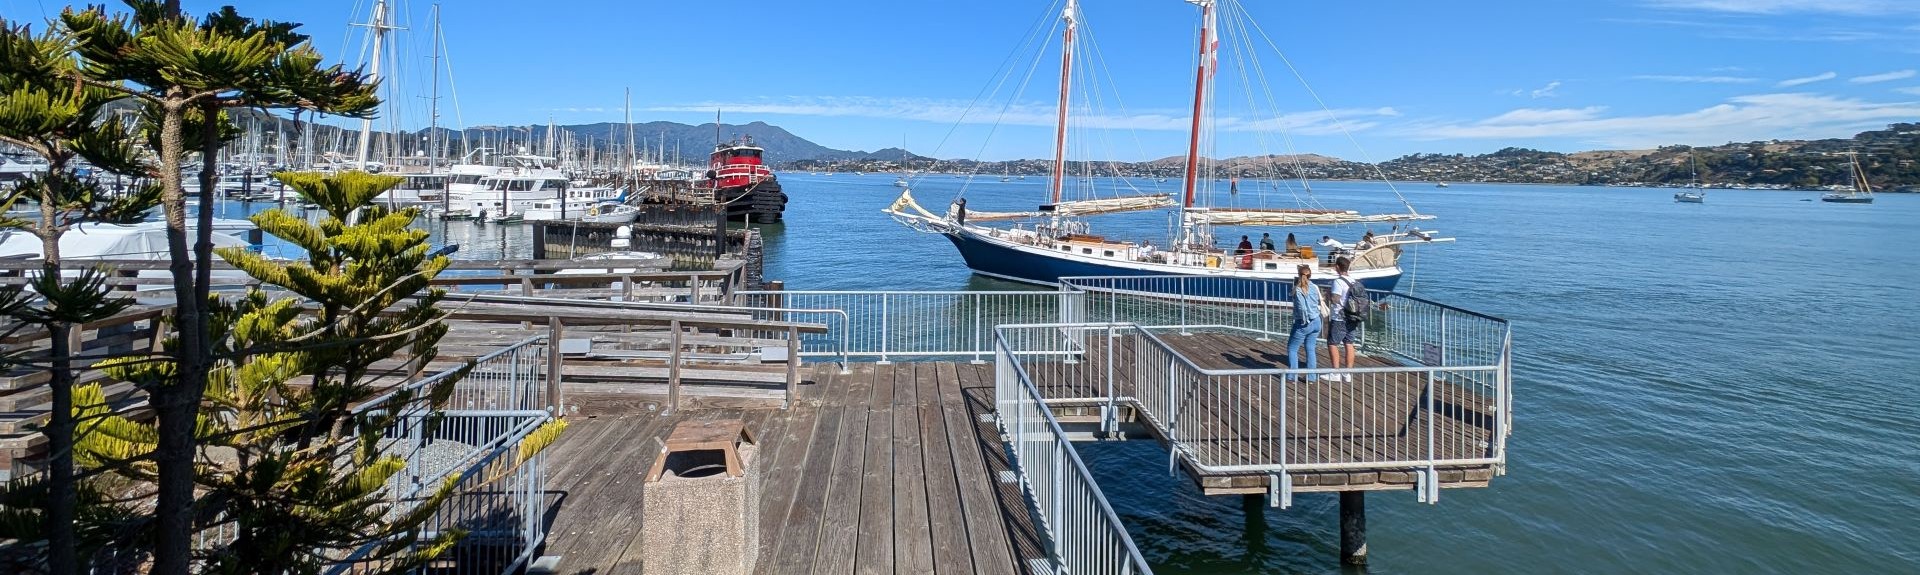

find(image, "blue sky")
[7,0,1919,160]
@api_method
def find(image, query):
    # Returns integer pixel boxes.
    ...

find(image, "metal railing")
[737,289,1076,362]
[993,327,1153,575]
[995,319,1511,506]
[332,336,555,574]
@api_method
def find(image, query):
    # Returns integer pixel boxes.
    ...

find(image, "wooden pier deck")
[541,362,1044,575]
[538,330,1502,572]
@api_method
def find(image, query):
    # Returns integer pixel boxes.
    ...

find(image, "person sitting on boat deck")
[1259,233,1276,254]
[1235,235,1254,255]
[1358,230,1376,250]
[1140,240,1158,262]
[1284,232,1299,255]
[952,198,968,225]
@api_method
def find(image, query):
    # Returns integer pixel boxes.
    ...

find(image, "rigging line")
[959,5,1065,200]
[1072,11,1151,200]
[1225,0,1317,210]
[1079,13,1164,196]
[929,0,1065,178]
[1235,0,1416,214]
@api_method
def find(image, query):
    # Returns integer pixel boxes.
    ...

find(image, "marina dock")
[1,259,1511,573]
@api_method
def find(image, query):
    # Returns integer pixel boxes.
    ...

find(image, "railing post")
[547,318,564,415]
[1166,356,1178,475]
[1260,280,1272,341]
[1051,441,1066,562]
[1104,325,1116,434]
[666,319,682,414]
[972,295,985,364]
[785,325,800,410]
[879,293,891,364]
[689,273,702,303]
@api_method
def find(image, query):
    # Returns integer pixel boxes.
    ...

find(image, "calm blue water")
[762,173,1920,573]
[229,173,1919,572]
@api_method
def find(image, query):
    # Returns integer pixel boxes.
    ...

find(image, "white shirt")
[1330,273,1353,317]
[1319,238,1349,250]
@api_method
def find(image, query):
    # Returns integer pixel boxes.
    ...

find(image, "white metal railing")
[737,290,1076,362]
[995,320,1510,506]
[333,336,555,574]
[994,328,1153,575]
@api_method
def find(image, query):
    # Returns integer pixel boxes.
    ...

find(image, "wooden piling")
[1340,490,1367,565]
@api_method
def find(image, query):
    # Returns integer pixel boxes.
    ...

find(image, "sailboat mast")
[427,3,442,174]
[354,0,390,169]
[1180,0,1216,209]
[1048,0,1078,205]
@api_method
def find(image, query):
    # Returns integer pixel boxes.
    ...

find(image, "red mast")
[1049,0,1078,205]
[1180,0,1216,209]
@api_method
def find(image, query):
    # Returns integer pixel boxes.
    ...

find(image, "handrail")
[993,329,1155,575]
[453,293,852,369]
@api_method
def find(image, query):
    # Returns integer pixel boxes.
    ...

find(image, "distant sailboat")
[1435,182,1450,188]
[1821,152,1874,204]
[1674,151,1705,203]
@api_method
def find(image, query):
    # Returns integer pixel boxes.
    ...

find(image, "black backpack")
[1341,278,1370,324]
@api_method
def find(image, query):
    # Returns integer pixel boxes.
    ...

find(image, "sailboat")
[1674,151,1705,203]
[883,0,1443,293]
[1821,152,1875,204]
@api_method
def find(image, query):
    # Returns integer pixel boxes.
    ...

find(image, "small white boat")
[1435,182,1450,188]
[894,176,910,188]
[1674,191,1705,203]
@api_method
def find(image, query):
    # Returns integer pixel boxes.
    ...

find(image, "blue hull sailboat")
[885,0,1445,300]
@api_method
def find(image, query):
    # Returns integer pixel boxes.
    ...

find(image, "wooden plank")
[891,364,935,575]
[810,364,874,575]
[852,364,895,575]
[942,363,1020,575]
[761,403,845,574]
[920,362,976,575]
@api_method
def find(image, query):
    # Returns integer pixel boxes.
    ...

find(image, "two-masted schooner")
[885,0,1445,293]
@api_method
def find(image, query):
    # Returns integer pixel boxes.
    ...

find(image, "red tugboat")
[700,135,787,223]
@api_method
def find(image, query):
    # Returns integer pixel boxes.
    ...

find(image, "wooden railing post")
[785,325,800,409]
[768,280,785,322]
[547,317,565,416]
[666,319,682,413]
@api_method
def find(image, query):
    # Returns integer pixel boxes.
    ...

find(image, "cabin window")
[1060,246,1070,251]
[1265,263,1278,270]
[1081,248,1093,254]
[729,149,763,159]
[1103,250,1115,257]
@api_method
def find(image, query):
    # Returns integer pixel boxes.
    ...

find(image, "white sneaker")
[1329,373,1348,382]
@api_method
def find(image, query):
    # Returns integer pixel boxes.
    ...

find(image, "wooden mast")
[1180,0,1216,209]
[1049,0,1078,205]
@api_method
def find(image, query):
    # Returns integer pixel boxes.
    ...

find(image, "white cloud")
[1851,69,1917,83]
[1777,72,1837,87]
[1896,86,1920,95]
[1404,93,1920,148]
[1509,81,1562,99]
[643,96,1399,136]
[1632,75,1758,83]
[1644,0,1920,15]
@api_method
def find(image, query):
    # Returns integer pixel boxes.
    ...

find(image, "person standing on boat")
[1259,233,1276,253]
[1284,232,1299,255]
[1326,257,1360,382]
[953,198,967,226]
[1235,235,1254,255]
[1287,264,1324,383]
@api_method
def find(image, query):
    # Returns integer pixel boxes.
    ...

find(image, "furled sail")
[967,194,1176,221]
[1189,208,1435,226]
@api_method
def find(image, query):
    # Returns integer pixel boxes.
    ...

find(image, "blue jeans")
[1286,321,1321,381]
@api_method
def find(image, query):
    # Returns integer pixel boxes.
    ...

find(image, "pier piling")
[1340,491,1367,565]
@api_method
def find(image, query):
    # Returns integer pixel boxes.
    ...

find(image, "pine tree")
[76,171,564,572]
[0,16,161,573]
[58,3,379,571]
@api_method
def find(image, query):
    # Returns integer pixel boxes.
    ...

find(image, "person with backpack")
[1326,256,1369,382]
[1286,264,1325,383]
